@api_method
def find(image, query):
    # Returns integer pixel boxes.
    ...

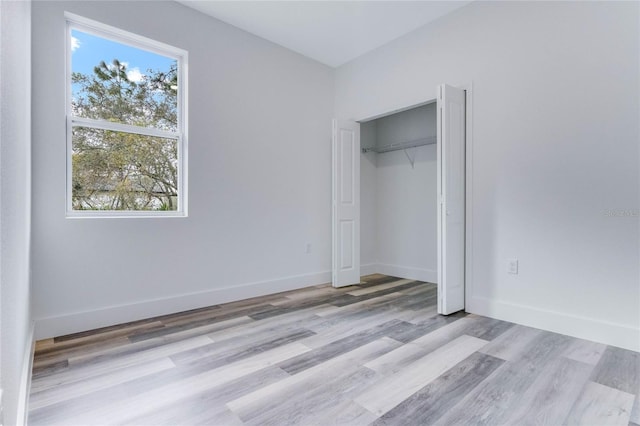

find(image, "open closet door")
[332,119,360,287]
[437,84,466,314]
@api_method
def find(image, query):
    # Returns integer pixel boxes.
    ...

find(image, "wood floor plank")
[244,285,381,321]
[564,381,635,426]
[347,279,413,296]
[191,408,244,426]
[51,318,164,343]
[58,342,311,425]
[374,352,504,425]
[563,338,607,365]
[360,275,404,286]
[591,346,640,395]
[125,366,289,426]
[458,314,514,340]
[31,334,214,393]
[393,304,438,324]
[400,281,436,292]
[354,334,488,416]
[31,360,69,379]
[171,329,316,370]
[479,323,542,361]
[244,367,380,426]
[364,342,424,376]
[631,396,640,425]
[66,315,252,367]
[314,291,405,317]
[301,308,403,348]
[406,314,473,345]
[30,360,232,424]
[226,337,401,421]
[364,315,476,376]
[504,357,594,425]
[29,357,175,410]
[280,284,339,298]
[329,280,425,307]
[435,331,575,426]
[205,307,325,343]
[324,284,435,319]
[127,306,277,342]
[33,333,154,370]
[277,319,416,375]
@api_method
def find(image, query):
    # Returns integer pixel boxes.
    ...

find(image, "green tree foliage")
[72,59,179,210]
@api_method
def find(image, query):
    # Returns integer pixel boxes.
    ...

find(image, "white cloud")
[126,67,145,83]
[71,36,80,52]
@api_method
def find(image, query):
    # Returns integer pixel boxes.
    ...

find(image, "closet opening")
[332,84,469,315]
[359,101,438,287]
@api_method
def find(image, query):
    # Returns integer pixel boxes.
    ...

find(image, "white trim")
[461,82,474,313]
[64,12,188,59]
[34,271,332,340]
[65,18,73,215]
[467,296,640,353]
[355,98,437,124]
[177,47,189,218]
[375,263,437,283]
[15,323,35,426]
[355,97,438,123]
[66,210,187,219]
[71,118,179,140]
[331,120,338,287]
[360,263,378,277]
[360,263,437,283]
[436,85,443,312]
[65,13,188,218]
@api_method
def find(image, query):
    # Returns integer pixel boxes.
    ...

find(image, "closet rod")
[361,135,436,154]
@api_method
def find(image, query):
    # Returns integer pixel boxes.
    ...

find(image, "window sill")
[65,210,188,219]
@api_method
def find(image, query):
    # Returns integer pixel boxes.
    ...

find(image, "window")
[66,13,187,217]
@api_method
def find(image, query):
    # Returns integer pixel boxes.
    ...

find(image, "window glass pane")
[71,29,178,131]
[72,127,178,211]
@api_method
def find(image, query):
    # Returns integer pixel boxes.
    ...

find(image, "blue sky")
[71,29,175,84]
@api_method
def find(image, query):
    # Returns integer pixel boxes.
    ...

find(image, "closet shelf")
[361,135,437,154]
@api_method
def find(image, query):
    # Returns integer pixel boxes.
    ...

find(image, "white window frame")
[65,12,188,218]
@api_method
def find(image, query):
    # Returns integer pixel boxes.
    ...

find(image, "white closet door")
[437,84,466,314]
[332,119,360,287]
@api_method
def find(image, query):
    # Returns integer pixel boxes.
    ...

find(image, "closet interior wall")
[360,103,438,282]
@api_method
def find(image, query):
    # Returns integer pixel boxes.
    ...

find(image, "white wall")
[0,1,33,424]
[360,121,377,272]
[32,1,334,338]
[360,104,438,282]
[337,1,640,351]
[376,145,437,283]
[374,103,436,150]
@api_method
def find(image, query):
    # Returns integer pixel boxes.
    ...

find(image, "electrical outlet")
[305,243,312,254]
[508,258,518,274]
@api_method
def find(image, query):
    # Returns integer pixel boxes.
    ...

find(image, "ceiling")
[176,1,471,68]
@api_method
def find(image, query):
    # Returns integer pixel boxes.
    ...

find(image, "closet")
[333,84,467,313]
[360,102,438,284]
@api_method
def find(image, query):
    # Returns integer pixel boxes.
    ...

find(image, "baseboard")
[360,263,378,277]
[375,263,437,283]
[15,322,35,426]
[35,271,331,340]
[467,296,640,353]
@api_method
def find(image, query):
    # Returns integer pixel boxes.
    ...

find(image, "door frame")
[333,82,473,310]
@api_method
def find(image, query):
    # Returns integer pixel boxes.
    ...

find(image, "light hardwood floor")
[29,275,639,425]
